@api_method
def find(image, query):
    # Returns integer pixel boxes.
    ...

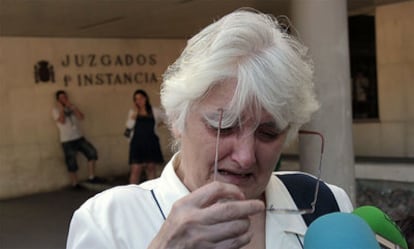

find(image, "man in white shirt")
[52,90,104,189]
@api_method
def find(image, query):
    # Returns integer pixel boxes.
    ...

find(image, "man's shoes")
[87,176,107,184]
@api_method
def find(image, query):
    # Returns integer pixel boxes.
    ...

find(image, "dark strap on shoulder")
[276,173,340,226]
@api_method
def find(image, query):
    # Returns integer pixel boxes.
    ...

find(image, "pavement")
[0,176,128,249]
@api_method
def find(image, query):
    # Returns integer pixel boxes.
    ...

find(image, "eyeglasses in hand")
[213,109,325,215]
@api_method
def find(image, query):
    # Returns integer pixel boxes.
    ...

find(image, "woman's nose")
[231,134,257,168]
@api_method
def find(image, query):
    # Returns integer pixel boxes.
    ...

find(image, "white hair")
[161,8,319,149]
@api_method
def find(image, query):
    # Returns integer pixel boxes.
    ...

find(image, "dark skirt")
[129,115,164,165]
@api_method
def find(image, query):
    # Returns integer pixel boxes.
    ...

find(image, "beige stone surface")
[406,123,414,157]
[353,122,381,156]
[353,1,414,159]
[377,64,409,122]
[379,122,406,157]
[0,37,183,198]
[376,1,414,65]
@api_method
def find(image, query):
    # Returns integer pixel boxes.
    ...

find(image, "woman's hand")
[148,181,264,249]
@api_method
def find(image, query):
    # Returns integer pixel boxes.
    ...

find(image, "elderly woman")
[67,9,352,249]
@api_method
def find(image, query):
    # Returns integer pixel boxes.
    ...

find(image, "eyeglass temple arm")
[213,109,224,182]
[298,130,325,212]
[298,130,325,154]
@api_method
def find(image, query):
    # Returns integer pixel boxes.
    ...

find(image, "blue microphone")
[304,212,380,249]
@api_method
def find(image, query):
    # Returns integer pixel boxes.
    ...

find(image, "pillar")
[291,0,356,203]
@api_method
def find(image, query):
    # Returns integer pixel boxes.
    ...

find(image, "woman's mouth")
[216,169,253,184]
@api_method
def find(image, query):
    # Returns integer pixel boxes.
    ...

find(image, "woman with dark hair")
[125,89,165,184]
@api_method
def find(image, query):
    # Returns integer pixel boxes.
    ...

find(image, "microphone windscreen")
[353,205,408,249]
[304,212,380,249]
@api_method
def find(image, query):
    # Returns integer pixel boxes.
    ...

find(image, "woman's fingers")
[180,181,245,207]
[202,199,264,224]
[189,228,253,249]
[198,218,251,242]
[161,215,254,248]
[172,181,264,225]
[156,182,264,249]
[210,231,253,249]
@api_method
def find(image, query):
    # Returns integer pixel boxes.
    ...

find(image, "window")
[348,15,379,120]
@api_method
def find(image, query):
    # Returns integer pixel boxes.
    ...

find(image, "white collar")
[265,175,307,235]
[150,153,190,218]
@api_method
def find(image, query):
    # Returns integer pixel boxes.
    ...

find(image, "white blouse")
[67,153,353,249]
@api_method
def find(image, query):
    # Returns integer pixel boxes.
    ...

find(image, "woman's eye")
[256,128,280,141]
[219,126,236,135]
[207,122,238,136]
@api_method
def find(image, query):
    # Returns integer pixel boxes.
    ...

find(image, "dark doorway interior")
[349,15,379,120]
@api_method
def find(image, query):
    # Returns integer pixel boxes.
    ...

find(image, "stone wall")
[0,37,185,199]
[353,1,414,158]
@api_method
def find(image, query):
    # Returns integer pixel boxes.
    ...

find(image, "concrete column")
[290,0,356,203]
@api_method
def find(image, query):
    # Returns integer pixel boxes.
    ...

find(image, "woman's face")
[134,93,147,108]
[177,80,287,200]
